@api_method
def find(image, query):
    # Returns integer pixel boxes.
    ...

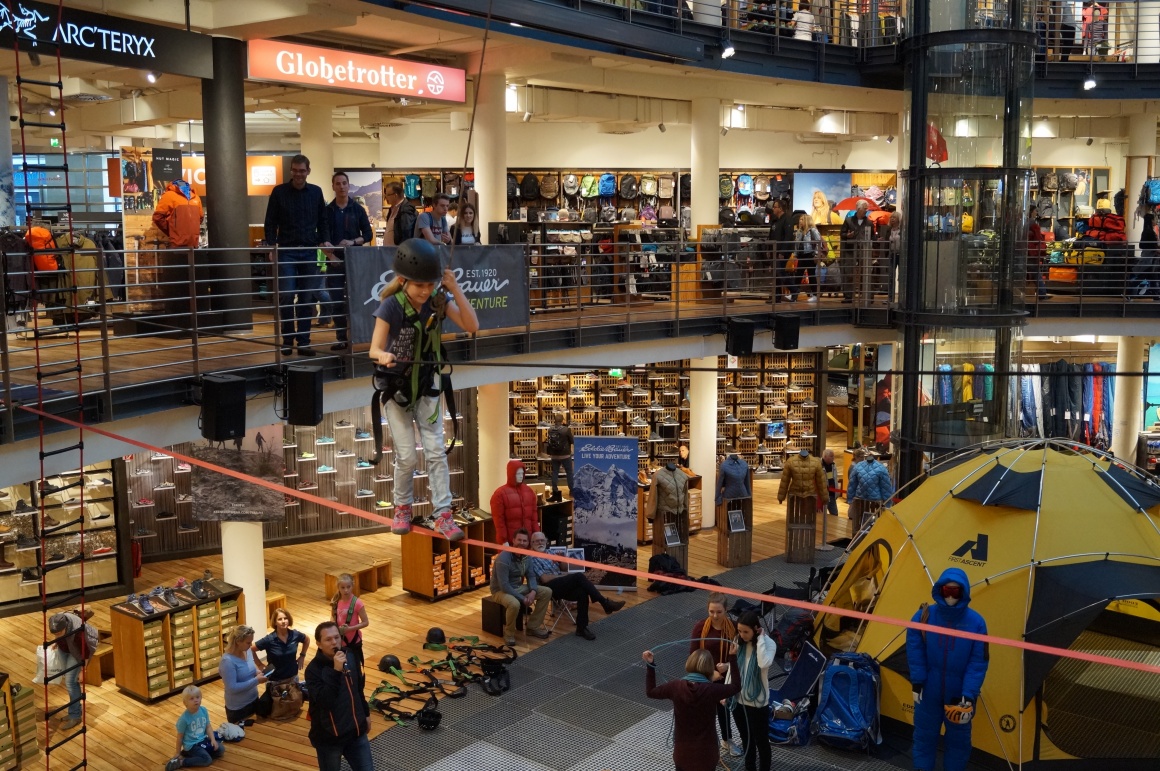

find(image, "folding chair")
[547,597,577,632]
[769,641,827,704]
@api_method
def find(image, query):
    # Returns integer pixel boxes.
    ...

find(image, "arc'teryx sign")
[248,40,466,103]
[0,1,212,78]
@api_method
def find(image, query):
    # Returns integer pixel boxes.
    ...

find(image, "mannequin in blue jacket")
[906,567,988,771]
[715,454,751,506]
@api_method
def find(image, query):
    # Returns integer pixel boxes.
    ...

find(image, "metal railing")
[2,235,1158,442]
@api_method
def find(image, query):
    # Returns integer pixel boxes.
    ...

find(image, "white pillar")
[477,382,510,513]
[690,98,721,233]
[0,77,14,227]
[1126,113,1157,243]
[688,354,720,528]
[473,72,508,238]
[1139,2,1160,64]
[1112,336,1147,461]
[220,521,266,631]
[299,105,334,195]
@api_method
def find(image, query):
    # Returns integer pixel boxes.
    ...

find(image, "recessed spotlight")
[658,122,666,133]
[886,135,895,143]
[721,126,729,136]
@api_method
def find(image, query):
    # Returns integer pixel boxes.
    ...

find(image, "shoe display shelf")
[716,352,822,475]
[0,461,120,606]
[123,446,202,557]
[111,579,244,702]
[401,510,496,602]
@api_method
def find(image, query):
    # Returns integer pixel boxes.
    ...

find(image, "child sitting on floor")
[166,685,224,770]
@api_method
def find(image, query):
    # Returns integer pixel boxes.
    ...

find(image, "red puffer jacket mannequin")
[490,460,539,545]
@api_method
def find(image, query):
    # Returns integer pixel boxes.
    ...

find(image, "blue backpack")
[812,653,881,752]
[768,707,810,746]
[404,174,421,200]
[1145,179,1160,206]
[737,174,753,197]
[598,173,617,197]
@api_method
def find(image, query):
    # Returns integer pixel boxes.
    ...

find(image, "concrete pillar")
[201,37,252,326]
[473,72,508,238]
[1112,336,1147,461]
[1126,113,1157,243]
[476,382,509,515]
[1139,2,1160,64]
[0,77,14,227]
[690,98,721,233]
[688,355,719,528]
[220,521,266,632]
[299,105,335,195]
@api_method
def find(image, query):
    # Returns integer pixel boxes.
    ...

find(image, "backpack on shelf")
[562,174,580,197]
[404,174,421,199]
[619,174,639,200]
[719,207,736,227]
[753,175,771,201]
[506,174,519,199]
[813,653,881,752]
[737,174,754,197]
[421,174,439,199]
[640,174,657,197]
[580,174,599,199]
[1145,179,1160,206]
[520,173,540,201]
[679,174,692,202]
[657,175,674,200]
[598,173,617,198]
[1039,171,1059,192]
[442,173,462,198]
[719,174,735,200]
[539,173,559,200]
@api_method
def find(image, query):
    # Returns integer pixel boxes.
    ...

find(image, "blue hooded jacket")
[905,567,989,703]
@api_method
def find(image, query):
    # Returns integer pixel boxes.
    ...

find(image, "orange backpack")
[25,227,60,272]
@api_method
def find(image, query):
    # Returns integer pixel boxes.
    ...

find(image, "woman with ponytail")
[731,611,776,771]
[690,592,741,756]
[643,646,739,771]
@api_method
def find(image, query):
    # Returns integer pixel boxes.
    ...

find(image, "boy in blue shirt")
[167,685,223,769]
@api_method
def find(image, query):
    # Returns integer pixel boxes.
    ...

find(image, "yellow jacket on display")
[778,453,827,502]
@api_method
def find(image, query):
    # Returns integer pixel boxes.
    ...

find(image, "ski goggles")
[940,584,963,600]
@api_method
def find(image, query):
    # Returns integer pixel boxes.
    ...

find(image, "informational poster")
[121,146,181,305]
[344,170,384,235]
[793,171,899,225]
[344,245,530,341]
[572,436,639,591]
[189,423,285,522]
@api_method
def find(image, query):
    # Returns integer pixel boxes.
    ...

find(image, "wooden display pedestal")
[638,471,700,543]
[540,499,574,547]
[785,495,818,564]
[401,511,496,601]
[651,510,689,572]
[716,496,754,568]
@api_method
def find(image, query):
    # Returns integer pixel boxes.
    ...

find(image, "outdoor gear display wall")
[1031,165,1112,236]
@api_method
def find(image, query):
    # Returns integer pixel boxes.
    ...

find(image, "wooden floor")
[0,475,857,771]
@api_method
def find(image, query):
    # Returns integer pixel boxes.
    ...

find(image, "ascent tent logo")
[950,533,989,566]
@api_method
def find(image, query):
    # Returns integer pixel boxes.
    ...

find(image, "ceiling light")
[658,122,666,133]
[522,111,533,123]
[872,135,879,140]
[178,142,184,147]
[47,107,56,116]
[736,104,744,111]
[1086,137,1094,146]
[145,71,161,84]
[508,83,517,91]
[296,114,302,122]
[1083,76,1097,90]
[885,135,894,143]
[721,126,729,136]
[721,37,735,59]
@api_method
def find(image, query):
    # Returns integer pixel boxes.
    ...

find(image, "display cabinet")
[110,579,244,702]
[401,511,496,601]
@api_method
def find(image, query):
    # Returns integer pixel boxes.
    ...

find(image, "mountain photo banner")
[572,436,639,590]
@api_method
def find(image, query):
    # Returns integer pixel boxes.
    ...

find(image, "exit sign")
[49,138,60,147]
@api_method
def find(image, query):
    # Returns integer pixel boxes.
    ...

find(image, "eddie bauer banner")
[572,436,639,591]
[0,1,212,78]
[344,245,528,341]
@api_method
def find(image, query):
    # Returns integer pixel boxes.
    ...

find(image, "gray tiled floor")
[376,551,972,771]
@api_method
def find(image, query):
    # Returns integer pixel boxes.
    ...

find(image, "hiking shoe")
[433,511,464,542]
[392,504,413,535]
[356,459,372,468]
[135,527,155,538]
[150,587,171,607]
[317,464,335,473]
[648,401,664,411]
[163,588,179,607]
[133,468,153,476]
[136,498,153,506]
[336,419,352,427]
[14,499,33,514]
[355,429,371,439]
[190,580,208,599]
[316,436,335,445]
[373,473,391,482]
[176,493,193,502]
[356,489,374,497]
[615,401,631,412]
[91,546,114,556]
[21,567,42,583]
[504,636,517,646]
[17,535,39,550]
[725,413,739,424]
[43,514,60,527]
[137,594,156,614]
[336,448,354,457]
[152,452,172,460]
[299,451,315,460]
[648,432,662,442]
[166,756,183,771]
[156,510,177,520]
[176,462,191,472]
[156,481,175,490]
[376,500,391,508]
[298,480,316,490]
[630,416,648,426]
[527,627,550,639]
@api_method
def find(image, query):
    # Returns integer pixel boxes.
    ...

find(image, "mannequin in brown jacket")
[778,449,827,510]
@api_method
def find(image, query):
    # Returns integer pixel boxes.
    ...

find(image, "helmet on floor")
[394,239,442,283]
[378,654,401,672]
[425,627,447,647]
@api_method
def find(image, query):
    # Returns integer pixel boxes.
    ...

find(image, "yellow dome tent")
[814,440,1160,769]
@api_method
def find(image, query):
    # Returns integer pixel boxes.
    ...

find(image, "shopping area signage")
[345,246,528,341]
[247,40,466,103]
[0,1,212,78]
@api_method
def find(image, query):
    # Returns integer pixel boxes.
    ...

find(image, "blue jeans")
[826,490,839,516]
[277,249,320,347]
[326,267,347,342]
[181,739,224,767]
[315,733,372,771]
[61,652,82,719]
[384,393,451,513]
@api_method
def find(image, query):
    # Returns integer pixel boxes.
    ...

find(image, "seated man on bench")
[527,531,625,641]
[489,529,552,645]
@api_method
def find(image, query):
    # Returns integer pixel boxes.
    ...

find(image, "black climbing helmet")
[416,695,442,730]
[394,239,443,283]
[426,627,446,646]
[378,654,401,673]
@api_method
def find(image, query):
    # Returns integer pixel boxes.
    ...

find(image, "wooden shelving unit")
[401,512,496,601]
[110,580,244,702]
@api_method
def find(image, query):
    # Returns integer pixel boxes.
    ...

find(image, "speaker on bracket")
[200,373,246,442]
[287,365,323,426]
[726,318,755,356]
[773,314,800,351]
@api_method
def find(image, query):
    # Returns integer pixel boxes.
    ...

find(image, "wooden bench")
[323,559,392,599]
[86,643,115,687]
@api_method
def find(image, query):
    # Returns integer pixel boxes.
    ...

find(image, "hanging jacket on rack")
[1082,364,1096,443]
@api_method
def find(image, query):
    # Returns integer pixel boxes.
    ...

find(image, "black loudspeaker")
[726,318,755,356]
[287,365,323,426]
[201,374,246,441]
[774,315,800,351]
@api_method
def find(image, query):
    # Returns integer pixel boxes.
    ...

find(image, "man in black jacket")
[767,199,795,300]
[305,621,371,771]
[383,180,417,248]
[324,172,374,351]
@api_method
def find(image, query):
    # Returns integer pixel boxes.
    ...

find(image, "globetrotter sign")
[247,39,467,103]
[0,0,213,78]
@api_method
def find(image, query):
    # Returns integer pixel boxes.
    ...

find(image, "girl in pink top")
[330,573,370,689]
